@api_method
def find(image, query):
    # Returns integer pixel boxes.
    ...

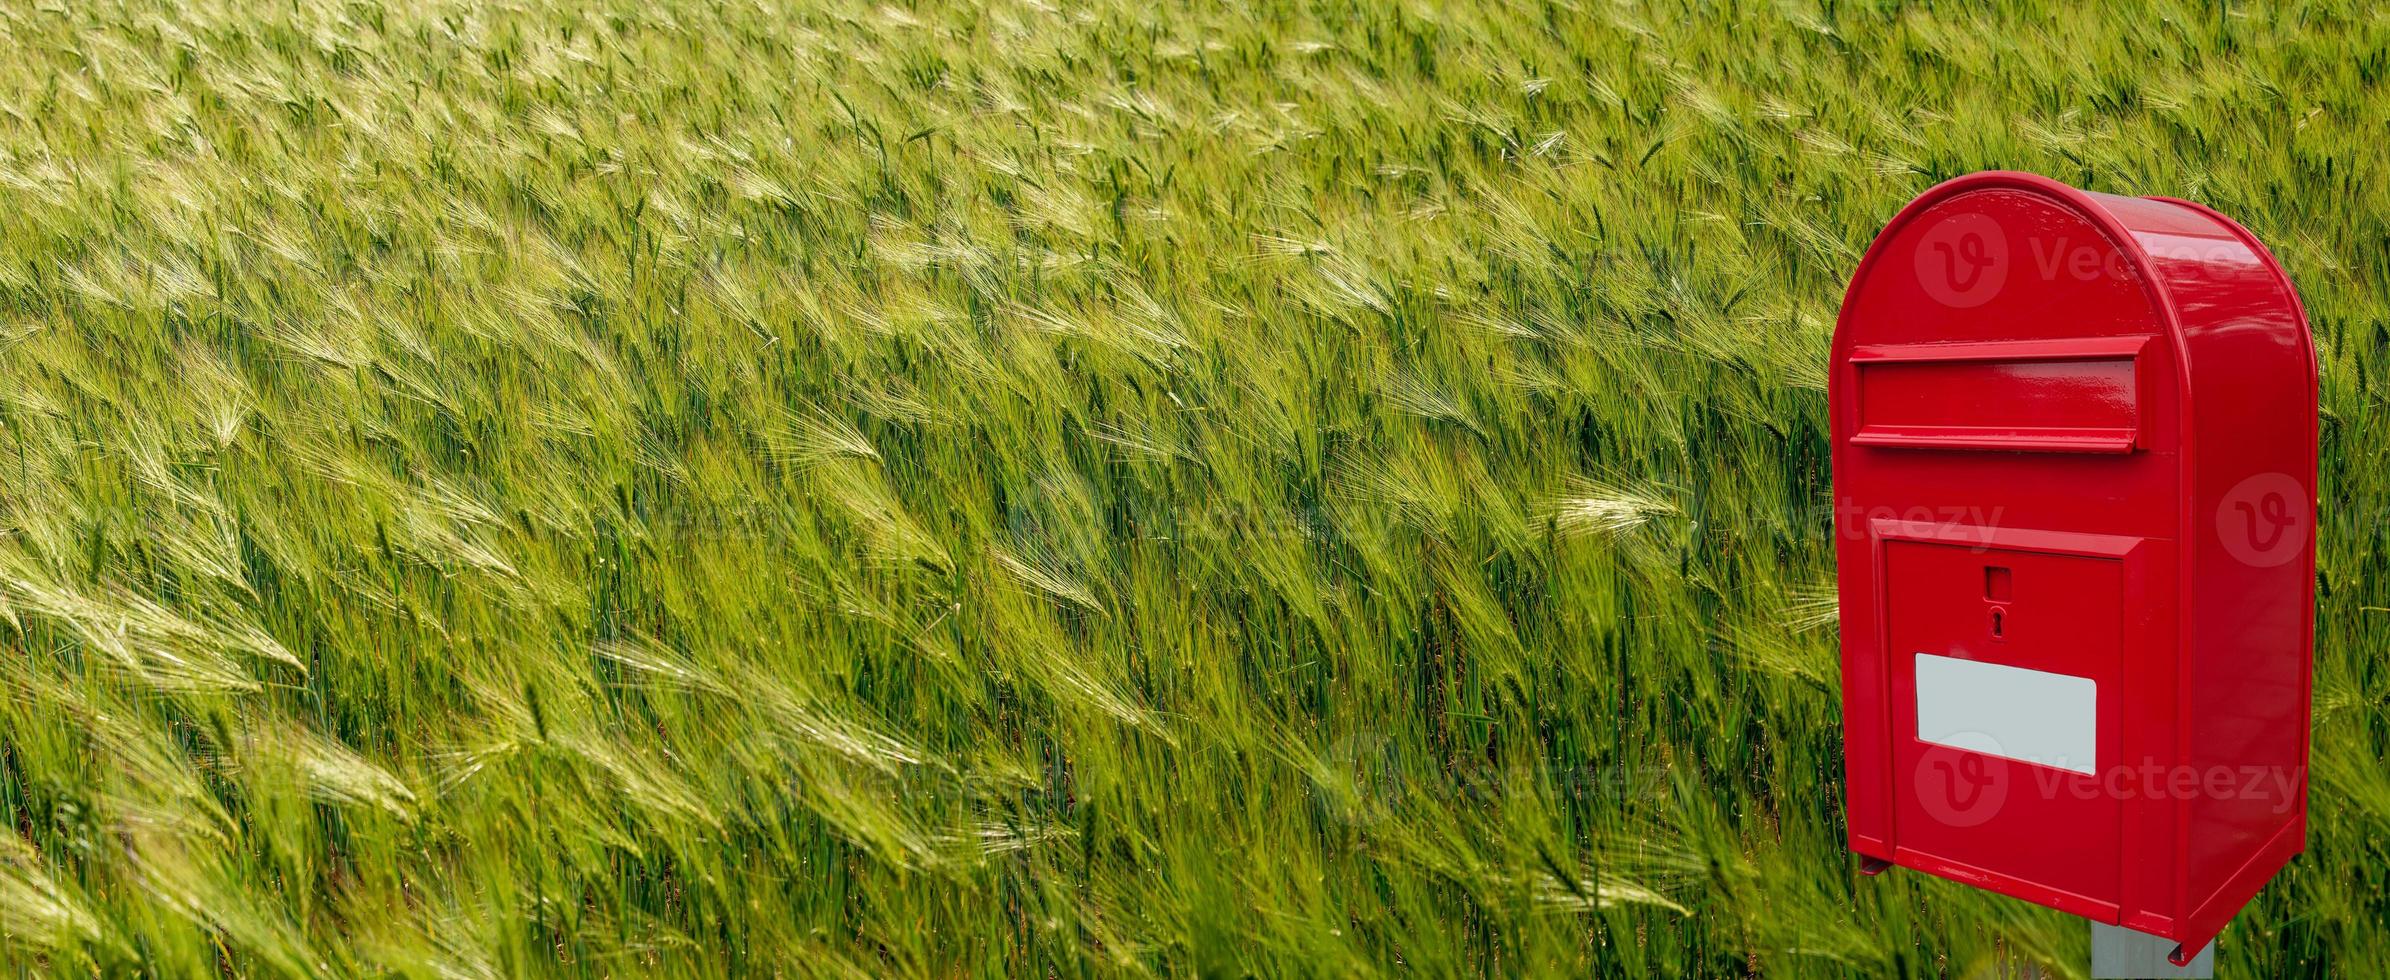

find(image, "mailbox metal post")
[1831,172,2316,966]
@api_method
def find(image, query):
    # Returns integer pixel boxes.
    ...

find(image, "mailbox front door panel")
[1883,535,2130,917]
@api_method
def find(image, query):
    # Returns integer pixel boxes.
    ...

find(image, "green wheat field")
[0,0,2381,975]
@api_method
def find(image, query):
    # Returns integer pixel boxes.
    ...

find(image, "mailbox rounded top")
[1833,170,2312,376]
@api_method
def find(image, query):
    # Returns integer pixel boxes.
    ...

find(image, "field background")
[0,0,2381,975]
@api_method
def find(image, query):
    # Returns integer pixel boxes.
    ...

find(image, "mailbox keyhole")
[1985,565,2011,640]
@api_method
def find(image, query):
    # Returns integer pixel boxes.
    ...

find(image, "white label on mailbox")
[1914,653,2097,775]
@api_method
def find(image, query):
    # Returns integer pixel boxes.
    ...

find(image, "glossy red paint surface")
[1831,172,2315,958]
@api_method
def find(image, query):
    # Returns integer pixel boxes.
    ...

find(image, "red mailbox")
[1831,172,2315,963]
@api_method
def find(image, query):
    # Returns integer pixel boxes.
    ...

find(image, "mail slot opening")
[1849,338,2149,453]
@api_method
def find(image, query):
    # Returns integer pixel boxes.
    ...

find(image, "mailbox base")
[1852,849,2237,971]
[2091,921,2212,978]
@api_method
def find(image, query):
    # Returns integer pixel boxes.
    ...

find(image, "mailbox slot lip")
[1846,336,2154,364]
[1846,426,2137,454]
[1848,337,2154,455]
